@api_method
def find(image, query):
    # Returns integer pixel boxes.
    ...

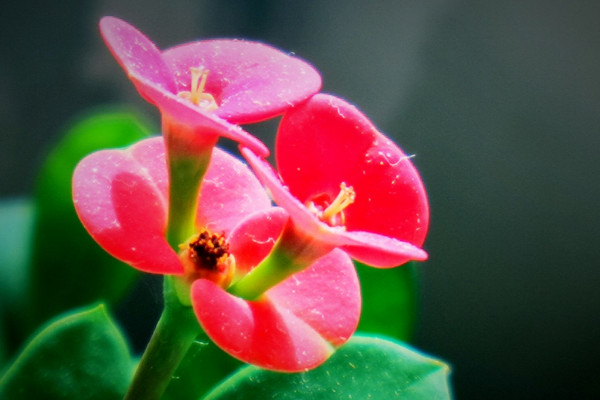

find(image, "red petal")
[345,135,429,247]
[197,148,273,235]
[276,94,429,246]
[73,137,182,275]
[192,280,332,372]
[191,249,359,371]
[240,147,323,235]
[336,230,428,268]
[241,147,428,267]
[74,138,270,274]
[163,41,321,124]
[267,249,360,346]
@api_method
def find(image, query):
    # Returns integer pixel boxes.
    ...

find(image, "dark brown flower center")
[179,228,234,286]
[188,229,229,270]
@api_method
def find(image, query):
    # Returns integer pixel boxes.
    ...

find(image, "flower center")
[177,67,219,111]
[306,182,356,227]
[178,227,234,287]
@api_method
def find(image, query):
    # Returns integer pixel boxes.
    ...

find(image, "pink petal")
[345,135,429,246]
[99,17,176,94]
[192,280,332,372]
[191,249,360,371]
[276,93,429,246]
[73,137,182,275]
[240,147,323,235]
[227,207,289,276]
[335,230,428,268]
[100,17,269,157]
[74,137,270,274]
[267,249,360,346]
[164,41,322,124]
[137,80,269,157]
[196,148,273,234]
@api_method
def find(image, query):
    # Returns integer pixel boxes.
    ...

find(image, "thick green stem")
[228,243,303,300]
[166,154,210,249]
[124,277,200,400]
[162,114,218,249]
[126,116,219,399]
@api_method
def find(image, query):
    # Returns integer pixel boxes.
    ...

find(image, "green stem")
[166,154,210,248]
[161,114,218,249]
[124,277,200,400]
[228,243,302,300]
[229,220,330,300]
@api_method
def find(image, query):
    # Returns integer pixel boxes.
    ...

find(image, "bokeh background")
[2,1,599,399]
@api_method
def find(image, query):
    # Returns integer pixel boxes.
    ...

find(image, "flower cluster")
[73,17,429,372]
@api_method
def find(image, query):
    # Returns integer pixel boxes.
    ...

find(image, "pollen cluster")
[188,229,229,271]
[179,228,234,287]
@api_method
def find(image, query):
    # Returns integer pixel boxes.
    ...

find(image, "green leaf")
[163,336,242,400]
[27,110,153,330]
[204,334,452,400]
[0,198,34,364]
[0,198,33,305]
[0,303,133,400]
[356,261,419,341]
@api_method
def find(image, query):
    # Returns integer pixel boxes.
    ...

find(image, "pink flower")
[240,93,430,269]
[99,16,322,157]
[73,137,360,372]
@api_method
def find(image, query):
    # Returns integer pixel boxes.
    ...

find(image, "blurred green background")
[1,1,599,399]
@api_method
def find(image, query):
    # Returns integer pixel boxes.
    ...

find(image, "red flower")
[240,94,429,269]
[99,16,322,157]
[73,137,360,372]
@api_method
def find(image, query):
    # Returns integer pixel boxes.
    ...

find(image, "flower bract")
[241,93,430,268]
[72,137,360,371]
[100,16,322,156]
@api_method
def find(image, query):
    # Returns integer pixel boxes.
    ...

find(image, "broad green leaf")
[27,110,153,330]
[0,303,133,399]
[205,334,452,400]
[0,198,33,304]
[0,198,34,365]
[163,336,242,400]
[356,261,419,341]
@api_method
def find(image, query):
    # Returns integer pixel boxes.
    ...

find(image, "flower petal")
[100,17,269,157]
[240,147,323,235]
[99,17,176,94]
[197,148,273,234]
[336,230,428,268]
[73,137,182,275]
[164,41,322,124]
[267,249,360,346]
[191,248,360,372]
[276,94,429,246]
[192,280,333,372]
[227,207,289,276]
[241,146,428,268]
[136,80,269,157]
[74,137,269,274]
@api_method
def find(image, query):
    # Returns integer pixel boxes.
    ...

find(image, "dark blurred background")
[2,1,599,399]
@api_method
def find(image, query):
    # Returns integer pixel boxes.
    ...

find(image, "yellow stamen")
[177,68,218,111]
[322,182,356,222]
